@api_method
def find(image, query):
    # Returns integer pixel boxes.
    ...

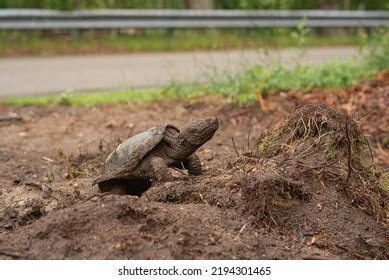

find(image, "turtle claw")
[151,157,173,182]
[183,154,202,175]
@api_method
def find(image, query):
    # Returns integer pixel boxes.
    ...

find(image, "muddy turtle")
[93,117,219,195]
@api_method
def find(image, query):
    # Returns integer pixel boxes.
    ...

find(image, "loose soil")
[0,76,388,260]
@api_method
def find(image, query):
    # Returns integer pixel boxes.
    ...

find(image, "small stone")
[18,131,28,138]
[13,178,22,185]
[5,207,17,218]
[105,121,116,129]
[4,223,13,230]
[73,190,81,197]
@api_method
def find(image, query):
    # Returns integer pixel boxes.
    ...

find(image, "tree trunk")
[185,0,214,9]
[31,0,41,8]
[316,0,340,10]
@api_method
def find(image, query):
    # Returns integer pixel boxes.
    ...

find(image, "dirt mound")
[256,104,385,219]
[272,75,389,168]
[0,195,268,260]
[0,79,388,260]
[235,104,388,259]
[143,172,241,209]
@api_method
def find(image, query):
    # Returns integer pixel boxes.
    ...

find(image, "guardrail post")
[241,28,250,36]
[166,28,175,37]
[72,29,84,41]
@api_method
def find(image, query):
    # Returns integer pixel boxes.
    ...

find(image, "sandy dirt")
[0,76,387,260]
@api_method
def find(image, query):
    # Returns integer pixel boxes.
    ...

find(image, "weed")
[178,27,389,103]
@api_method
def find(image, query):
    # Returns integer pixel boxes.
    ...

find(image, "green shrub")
[187,27,389,103]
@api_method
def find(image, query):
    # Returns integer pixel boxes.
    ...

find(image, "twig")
[302,255,336,260]
[345,117,352,182]
[43,156,56,163]
[361,134,375,169]
[334,244,369,259]
[247,128,251,150]
[233,223,247,241]
[360,108,377,120]
[255,91,267,111]
[198,193,209,205]
[214,229,226,242]
[144,192,152,202]
[173,166,188,175]
[84,138,112,152]
[180,162,189,175]
[300,159,338,174]
[336,232,388,245]
[0,116,23,123]
[86,192,112,201]
[0,250,25,259]
[268,213,279,226]
[231,137,240,157]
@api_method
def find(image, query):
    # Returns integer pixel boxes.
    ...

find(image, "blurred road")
[0,46,358,98]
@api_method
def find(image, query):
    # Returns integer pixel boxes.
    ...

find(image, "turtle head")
[179,116,219,146]
[163,117,218,160]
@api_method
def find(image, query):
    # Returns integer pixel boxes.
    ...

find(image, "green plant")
[290,18,311,61]
[191,28,389,103]
[364,27,389,71]
[201,58,375,103]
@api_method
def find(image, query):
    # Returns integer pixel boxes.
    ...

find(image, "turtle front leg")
[150,157,173,182]
[182,154,202,175]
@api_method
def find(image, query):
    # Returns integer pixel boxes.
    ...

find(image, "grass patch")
[167,28,389,103]
[0,29,360,57]
[2,87,205,106]
[200,58,375,103]
[380,172,389,193]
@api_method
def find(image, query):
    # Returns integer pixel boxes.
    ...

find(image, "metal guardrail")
[0,9,388,30]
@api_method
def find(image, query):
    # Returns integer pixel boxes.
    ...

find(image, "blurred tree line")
[0,0,387,10]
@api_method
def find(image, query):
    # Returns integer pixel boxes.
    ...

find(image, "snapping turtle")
[93,117,219,195]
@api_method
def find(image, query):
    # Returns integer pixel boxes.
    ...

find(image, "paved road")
[0,47,358,98]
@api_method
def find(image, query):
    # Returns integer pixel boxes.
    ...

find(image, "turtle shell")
[94,124,178,184]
